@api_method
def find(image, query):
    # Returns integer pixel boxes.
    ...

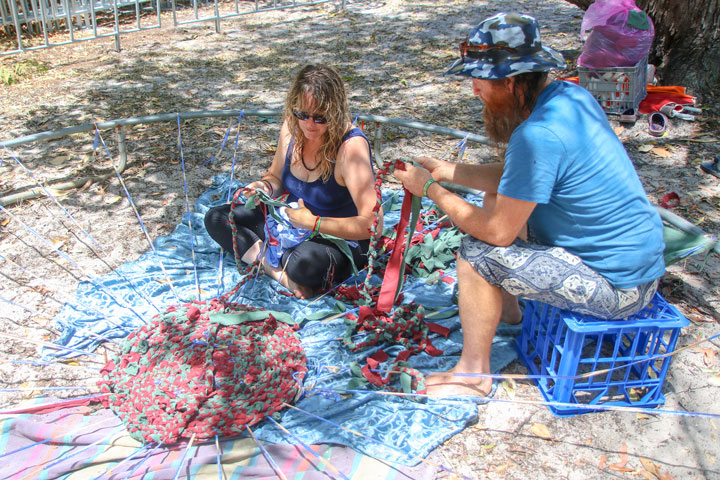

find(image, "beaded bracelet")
[260,179,274,196]
[422,179,437,197]
[310,215,322,238]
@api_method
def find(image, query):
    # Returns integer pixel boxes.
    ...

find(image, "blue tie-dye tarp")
[49,174,520,466]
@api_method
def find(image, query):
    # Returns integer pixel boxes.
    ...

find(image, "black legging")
[204,202,369,291]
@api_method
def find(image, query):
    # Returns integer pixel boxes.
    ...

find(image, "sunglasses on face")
[293,110,328,124]
[459,39,518,60]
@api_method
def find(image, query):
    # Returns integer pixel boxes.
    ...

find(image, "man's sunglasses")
[293,110,328,124]
[459,39,518,60]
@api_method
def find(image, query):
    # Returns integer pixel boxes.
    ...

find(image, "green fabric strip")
[209,310,297,326]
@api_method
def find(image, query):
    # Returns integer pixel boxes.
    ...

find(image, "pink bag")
[578,0,654,68]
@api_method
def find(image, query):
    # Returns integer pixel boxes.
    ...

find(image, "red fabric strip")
[376,188,413,312]
[426,322,451,338]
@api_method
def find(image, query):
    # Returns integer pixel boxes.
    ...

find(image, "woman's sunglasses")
[293,110,328,124]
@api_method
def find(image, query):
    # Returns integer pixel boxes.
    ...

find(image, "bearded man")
[395,13,665,397]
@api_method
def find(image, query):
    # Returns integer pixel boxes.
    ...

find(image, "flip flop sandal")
[660,191,680,209]
[620,108,637,124]
[659,103,695,121]
[682,105,703,114]
[648,112,668,137]
[435,381,499,405]
[700,155,720,179]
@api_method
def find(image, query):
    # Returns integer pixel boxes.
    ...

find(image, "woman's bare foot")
[285,277,314,300]
[259,257,315,299]
[425,369,493,398]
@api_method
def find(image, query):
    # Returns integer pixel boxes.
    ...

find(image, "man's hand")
[393,161,433,197]
[413,156,454,182]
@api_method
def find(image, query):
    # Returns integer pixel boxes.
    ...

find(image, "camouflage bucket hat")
[446,12,566,80]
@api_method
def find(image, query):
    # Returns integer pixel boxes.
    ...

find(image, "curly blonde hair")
[284,65,352,182]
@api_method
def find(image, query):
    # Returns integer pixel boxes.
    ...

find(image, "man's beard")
[482,92,526,144]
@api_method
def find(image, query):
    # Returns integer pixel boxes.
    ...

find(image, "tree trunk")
[563,0,720,97]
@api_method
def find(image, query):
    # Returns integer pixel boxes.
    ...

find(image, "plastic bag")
[578,0,654,68]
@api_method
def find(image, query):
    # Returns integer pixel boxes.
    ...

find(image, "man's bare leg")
[478,193,523,326]
[500,291,522,325]
[426,257,502,397]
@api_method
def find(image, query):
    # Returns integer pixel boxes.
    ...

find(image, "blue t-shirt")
[498,81,665,289]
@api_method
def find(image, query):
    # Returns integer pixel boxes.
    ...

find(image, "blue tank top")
[281,127,373,218]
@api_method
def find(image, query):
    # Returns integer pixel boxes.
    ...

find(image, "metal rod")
[1,109,489,148]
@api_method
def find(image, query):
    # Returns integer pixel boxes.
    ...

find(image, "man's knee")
[458,237,499,282]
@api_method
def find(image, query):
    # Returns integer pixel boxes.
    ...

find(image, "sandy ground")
[1,1,719,479]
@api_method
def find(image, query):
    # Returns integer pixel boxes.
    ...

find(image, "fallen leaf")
[640,457,660,477]
[50,236,68,247]
[651,147,673,158]
[492,463,509,473]
[638,144,654,152]
[50,154,70,165]
[76,178,93,193]
[1,217,9,226]
[695,347,717,366]
[501,378,516,398]
[598,454,607,469]
[32,285,52,296]
[614,126,624,136]
[608,443,629,470]
[104,195,122,204]
[637,412,652,420]
[530,422,552,440]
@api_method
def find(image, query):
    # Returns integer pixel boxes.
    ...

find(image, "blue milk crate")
[516,292,689,416]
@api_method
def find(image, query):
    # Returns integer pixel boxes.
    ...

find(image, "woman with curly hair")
[204,64,380,299]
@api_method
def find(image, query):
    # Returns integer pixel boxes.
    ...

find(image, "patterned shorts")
[458,236,659,320]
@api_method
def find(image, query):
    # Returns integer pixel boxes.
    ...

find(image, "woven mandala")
[98,298,307,444]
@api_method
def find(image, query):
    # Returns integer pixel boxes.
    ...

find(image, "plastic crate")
[516,292,688,416]
[578,56,648,114]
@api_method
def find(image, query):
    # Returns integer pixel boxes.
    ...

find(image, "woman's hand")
[285,198,317,230]
[242,179,274,205]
